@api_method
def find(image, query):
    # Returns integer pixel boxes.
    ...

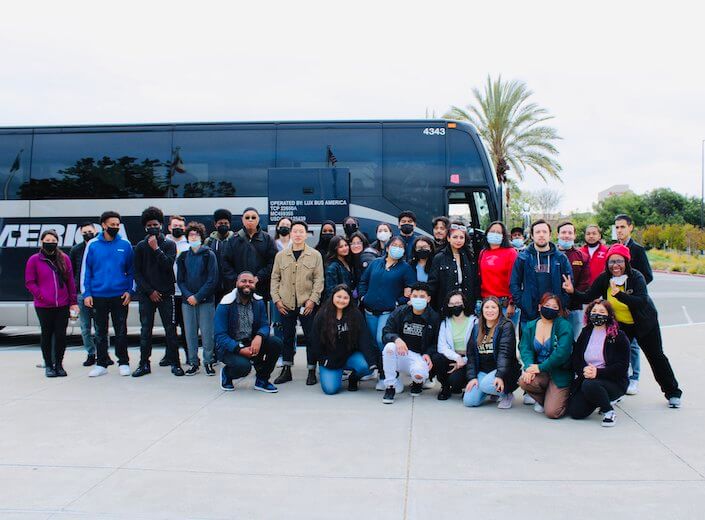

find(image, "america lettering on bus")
[0,221,129,248]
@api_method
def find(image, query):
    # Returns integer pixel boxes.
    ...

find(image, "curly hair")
[141,206,164,227]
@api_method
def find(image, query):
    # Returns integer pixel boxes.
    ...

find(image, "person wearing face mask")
[270,217,295,347]
[569,300,630,427]
[358,236,416,355]
[510,219,573,327]
[204,209,234,307]
[518,293,574,418]
[324,236,355,299]
[164,215,189,365]
[25,229,79,377]
[81,211,134,377]
[397,210,420,260]
[410,237,435,283]
[178,222,219,376]
[556,222,591,340]
[380,282,439,403]
[510,227,526,252]
[580,225,608,285]
[342,216,360,241]
[368,222,393,258]
[562,244,683,408]
[432,290,476,400]
[463,296,521,408]
[308,285,378,394]
[428,221,478,312]
[432,216,450,251]
[70,222,101,367]
[132,206,183,378]
[315,220,337,257]
[478,221,519,325]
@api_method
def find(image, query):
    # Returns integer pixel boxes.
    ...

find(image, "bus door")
[446,188,493,255]
[267,168,350,241]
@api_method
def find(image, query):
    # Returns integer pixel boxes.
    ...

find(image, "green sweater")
[519,317,574,388]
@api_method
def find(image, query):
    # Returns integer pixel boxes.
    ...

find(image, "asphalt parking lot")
[0,272,703,519]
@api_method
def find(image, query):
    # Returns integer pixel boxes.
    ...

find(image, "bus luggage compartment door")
[267,168,350,226]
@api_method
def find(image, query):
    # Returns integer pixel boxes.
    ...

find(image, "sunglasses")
[243,215,258,220]
[450,224,467,232]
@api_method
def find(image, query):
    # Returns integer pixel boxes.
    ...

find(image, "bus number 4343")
[423,127,445,136]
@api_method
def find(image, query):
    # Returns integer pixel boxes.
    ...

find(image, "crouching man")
[215,271,282,393]
[381,282,440,404]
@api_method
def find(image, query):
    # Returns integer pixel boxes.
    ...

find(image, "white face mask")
[377,231,392,243]
[611,274,628,286]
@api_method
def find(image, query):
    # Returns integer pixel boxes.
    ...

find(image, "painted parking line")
[682,306,694,324]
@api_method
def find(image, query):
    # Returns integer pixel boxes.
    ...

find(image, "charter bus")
[0,120,501,327]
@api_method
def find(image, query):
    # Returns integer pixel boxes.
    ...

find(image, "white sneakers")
[533,402,545,414]
[89,365,131,377]
[88,366,108,377]
[626,380,639,395]
[523,393,536,405]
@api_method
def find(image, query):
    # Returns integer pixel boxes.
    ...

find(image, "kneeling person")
[381,282,439,404]
[215,272,283,392]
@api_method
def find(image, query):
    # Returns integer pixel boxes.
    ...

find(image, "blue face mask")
[189,240,202,250]
[410,297,428,311]
[389,246,405,260]
[511,238,524,248]
[557,239,574,249]
[487,232,503,245]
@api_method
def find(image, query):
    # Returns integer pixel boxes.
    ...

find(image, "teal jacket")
[518,317,574,388]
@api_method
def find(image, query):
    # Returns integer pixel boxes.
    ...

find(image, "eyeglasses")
[450,224,467,232]
[243,215,258,220]
[607,258,626,265]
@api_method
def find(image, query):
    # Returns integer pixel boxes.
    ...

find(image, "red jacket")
[580,243,609,285]
[478,246,518,299]
[562,247,590,310]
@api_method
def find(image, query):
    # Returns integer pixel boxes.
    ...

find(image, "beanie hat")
[213,208,232,222]
[606,243,631,262]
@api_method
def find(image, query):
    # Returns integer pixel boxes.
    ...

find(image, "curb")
[653,269,705,278]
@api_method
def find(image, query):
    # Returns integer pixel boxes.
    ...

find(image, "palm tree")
[444,75,562,184]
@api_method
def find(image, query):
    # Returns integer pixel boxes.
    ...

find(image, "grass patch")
[647,249,705,275]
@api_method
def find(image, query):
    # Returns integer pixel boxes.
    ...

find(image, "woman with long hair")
[478,220,518,324]
[569,299,630,427]
[368,222,394,257]
[273,217,293,251]
[324,236,355,299]
[428,221,478,310]
[410,236,435,283]
[463,296,521,408]
[518,293,574,419]
[25,229,79,377]
[308,285,377,394]
[315,220,337,257]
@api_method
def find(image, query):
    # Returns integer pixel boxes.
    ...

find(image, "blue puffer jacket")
[214,289,270,358]
[176,245,219,303]
[509,242,572,321]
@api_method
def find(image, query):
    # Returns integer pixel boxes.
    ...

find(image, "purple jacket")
[25,252,77,308]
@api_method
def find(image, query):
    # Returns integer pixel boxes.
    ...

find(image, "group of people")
[25,206,682,426]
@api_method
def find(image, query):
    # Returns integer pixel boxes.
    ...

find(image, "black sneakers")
[347,374,360,392]
[274,366,292,384]
[132,363,151,378]
[171,365,185,377]
[45,366,57,378]
[185,365,200,376]
[158,356,170,367]
[306,368,317,386]
[437,386,452,401]
[54,364,67,377]
[204,363,215,376]
[382,386,396,404]
[410,382,423,397]
[83,354,96,367]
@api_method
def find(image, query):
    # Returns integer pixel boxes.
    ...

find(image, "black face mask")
[589,313,609,326]
[415,249,431,260]
[540,306,559,320]
[344,224,358,235]
[146,227,161,236]
[320,232,335,243]
[82,232,95,242]
[449,306,464,317]
[105,227,120,238]
[400,224,414,235]
[171,228,185,238]
[42,242,58,254]
[217,224,230,236]
[278,227,291,237]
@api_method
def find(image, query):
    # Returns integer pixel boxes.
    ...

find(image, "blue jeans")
[319,351,372,395]
[77,294,97,356]
[463,370,500,407]
[629,337,641,381]
[365,310,391,351]
[182,302,215,365]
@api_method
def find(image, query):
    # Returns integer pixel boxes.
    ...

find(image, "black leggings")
[569,379,624,418]
[620,323,681,399]
[35,306,69,367]
[431,353,468,392]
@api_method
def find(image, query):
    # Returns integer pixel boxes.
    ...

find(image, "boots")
[274,365,292,384]
[54,363,67,377]
[306,368,317,386]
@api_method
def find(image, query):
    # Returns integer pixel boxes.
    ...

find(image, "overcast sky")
[1,1,703,212]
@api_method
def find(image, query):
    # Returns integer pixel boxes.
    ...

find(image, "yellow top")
[607,286,634,324]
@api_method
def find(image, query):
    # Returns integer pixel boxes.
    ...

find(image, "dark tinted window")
[448,129,486,183]
[276,128,382,196]
[0,133,32,200]
[172,129,275,197]
[383,127,445,228]
[27,131,171,199]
